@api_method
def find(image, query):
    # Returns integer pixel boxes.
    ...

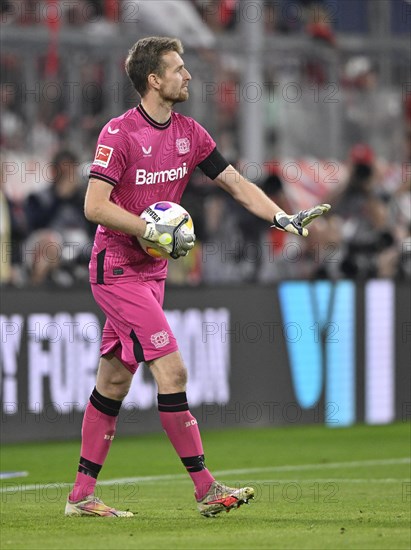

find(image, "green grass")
[1,423,410,550]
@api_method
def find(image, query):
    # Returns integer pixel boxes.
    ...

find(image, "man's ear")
[147,73,161,91]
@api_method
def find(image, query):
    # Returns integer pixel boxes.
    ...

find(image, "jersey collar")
[137,104,171,130]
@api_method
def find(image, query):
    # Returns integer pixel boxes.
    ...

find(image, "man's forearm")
[85,199,147,238]
[234,178,283,222]
[216,166,282,223]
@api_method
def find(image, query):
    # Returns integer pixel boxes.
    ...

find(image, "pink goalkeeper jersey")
[88,105,216,284]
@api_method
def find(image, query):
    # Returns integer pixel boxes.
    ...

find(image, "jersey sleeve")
[192,120,217,165]
[89,121,129,186]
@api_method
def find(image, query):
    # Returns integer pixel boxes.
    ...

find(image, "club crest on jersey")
[150,330,170,349]
[176,138,190,154]
[94,145,113,168]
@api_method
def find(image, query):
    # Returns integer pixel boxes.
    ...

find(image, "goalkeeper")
[66,36,330,519]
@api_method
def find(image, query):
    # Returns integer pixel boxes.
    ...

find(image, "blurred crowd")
[0,149,95,287]
[1,0,407,41]
[178,139,411,285]
[1,0,338,37]
[1,0,410,287]
[1,139,410,288]
[1,0,407,162]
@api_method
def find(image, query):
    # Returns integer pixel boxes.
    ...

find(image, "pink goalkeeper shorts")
[91,279,178,374]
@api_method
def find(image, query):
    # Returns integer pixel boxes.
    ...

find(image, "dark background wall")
[1,281,410,443]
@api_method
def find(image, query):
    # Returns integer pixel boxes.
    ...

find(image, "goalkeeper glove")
[143,215,195,259]
[272,203,331,237]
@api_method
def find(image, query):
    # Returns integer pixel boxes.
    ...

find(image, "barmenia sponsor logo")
[136,163,188,185]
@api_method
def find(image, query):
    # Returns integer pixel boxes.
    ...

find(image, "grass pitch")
[1,423,410,550]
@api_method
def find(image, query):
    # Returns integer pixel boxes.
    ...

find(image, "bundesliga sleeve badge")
[94,145,114,168]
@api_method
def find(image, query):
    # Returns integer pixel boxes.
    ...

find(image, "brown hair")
[125,37,184,97]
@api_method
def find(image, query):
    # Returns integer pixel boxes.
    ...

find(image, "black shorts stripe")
[130,329,145,363]
[96,249,106,284]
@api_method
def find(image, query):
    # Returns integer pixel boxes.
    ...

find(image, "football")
[137,201,195,259]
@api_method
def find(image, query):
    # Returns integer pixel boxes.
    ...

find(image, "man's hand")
[272,204,331,237]
[142,214,195,259]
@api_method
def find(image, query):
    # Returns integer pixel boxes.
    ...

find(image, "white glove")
[272,204,331,237]
[143,214,195,259]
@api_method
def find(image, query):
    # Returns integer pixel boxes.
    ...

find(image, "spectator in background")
[192,0,238,32]
[0,83,25,151]
[24,150,94,286]
[304,1,337,85]
[331,144,377,220]
[342,196,398,279]
[305,1,336,46]
[126,0,215,48]
[342,56,403,161]
[267,0,336,36]
[256,166,296,282]
[201,186,249,284]
[0,155,29,286]
[390,129,411,279]
[329,144,400,279]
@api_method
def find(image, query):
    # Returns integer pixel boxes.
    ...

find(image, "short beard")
[161,89,189,106]
[173,92,189,104]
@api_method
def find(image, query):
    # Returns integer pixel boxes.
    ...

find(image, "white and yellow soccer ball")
[138,201,195,259]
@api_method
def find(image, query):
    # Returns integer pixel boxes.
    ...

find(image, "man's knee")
[148,352,188,393]
[96,354,133,401]
[101,378,131,401]
[159,365,187,393]
[173,365,187,388]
